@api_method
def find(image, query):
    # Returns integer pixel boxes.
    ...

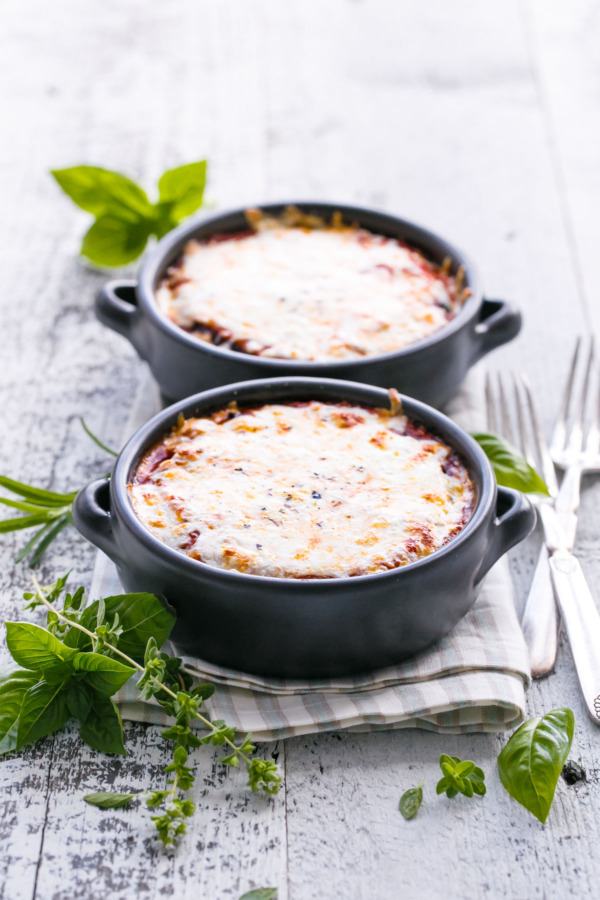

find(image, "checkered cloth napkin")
[100,370,530,739]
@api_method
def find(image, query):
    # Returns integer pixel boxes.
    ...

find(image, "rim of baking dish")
[112,376,497,588]
[136,201,483,370]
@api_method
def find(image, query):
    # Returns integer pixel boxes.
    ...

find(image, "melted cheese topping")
[156,214,465,361]
[129,401,475,579]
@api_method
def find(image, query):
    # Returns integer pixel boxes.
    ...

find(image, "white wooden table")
[1,1,599,897]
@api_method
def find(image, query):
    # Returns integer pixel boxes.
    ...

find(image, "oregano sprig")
[51,161,207,267]
[1,575,281,847]
[435,754,486,799]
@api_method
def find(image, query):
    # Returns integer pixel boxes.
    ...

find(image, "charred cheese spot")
[156,211,465,362]
[129,402,475,579]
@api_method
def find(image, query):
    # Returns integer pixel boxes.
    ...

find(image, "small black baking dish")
[72,377,534,679]
[96,202,521,409]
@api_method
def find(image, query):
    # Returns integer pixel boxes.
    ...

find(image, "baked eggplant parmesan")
[129,396,475,579]
[156,207,470,362]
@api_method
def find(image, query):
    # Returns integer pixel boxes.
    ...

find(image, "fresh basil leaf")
[81,215,153,267]
[79,697,126,755]
[157,160,207,221]
[0,667,41,754]
[238,891,278,900]
[5,622,76,671]
[42,660,77,684]
[51,166,153,220]
[17,680,71,749]
[84,791,136,809]
[65,593,175,661]
[399,781,423,820]
[498,708,574,823]
[72,651,135,696]
[64,680,95,721]
[471,432,549,495]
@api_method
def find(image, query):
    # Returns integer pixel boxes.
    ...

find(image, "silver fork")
[488,356,600,723]
[486,373,560,677]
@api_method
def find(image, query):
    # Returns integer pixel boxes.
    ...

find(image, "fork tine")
[519,372,560,497]
[497,374,514,445]
[485,372,497,433]
[551,337,581,454]
[513,372,537,469]
[566,339,594,453]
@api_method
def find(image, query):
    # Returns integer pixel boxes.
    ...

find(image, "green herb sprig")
[0,477,78,567]
[51,161,207,267]
[400,710,575,825]
[436,755,486,799]
[1,576,281,846]
[0,419,115,566]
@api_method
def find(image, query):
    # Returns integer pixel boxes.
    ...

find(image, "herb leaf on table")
[497,708,574,823]
[471,432,549,495]
[436,755,486,799]
[399,780,424,819]
[51,161,208,266]
[238,890,279,900]
[0,575,282,847]
[84,791,136,810]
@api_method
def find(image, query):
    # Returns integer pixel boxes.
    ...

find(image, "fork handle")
[549,550,600,725]
[520,544,559,678]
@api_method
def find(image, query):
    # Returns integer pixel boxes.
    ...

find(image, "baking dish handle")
[72,477,121,563]
[476,486,535,583]
[96,280,141,347]
[471,299,522,363]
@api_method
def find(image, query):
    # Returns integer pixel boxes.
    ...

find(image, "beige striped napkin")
[100,369,530,740]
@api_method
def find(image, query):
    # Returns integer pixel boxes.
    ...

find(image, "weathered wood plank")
[30,725,285,900]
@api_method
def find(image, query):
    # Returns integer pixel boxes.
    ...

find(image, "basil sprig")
[51,161,207,267]
[471,432,550,495]
[1,575,281,847]
[498,708,574,823]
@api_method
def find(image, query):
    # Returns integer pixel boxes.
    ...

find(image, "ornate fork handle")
[548,549,600,725]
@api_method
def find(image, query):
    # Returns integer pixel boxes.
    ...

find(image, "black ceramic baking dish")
[72,377,534,679]
[96,202,521,409]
